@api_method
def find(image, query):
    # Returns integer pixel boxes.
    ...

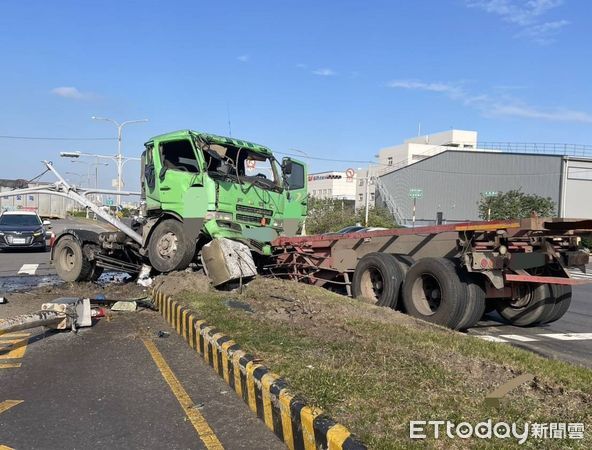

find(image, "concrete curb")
[152,289,367,450]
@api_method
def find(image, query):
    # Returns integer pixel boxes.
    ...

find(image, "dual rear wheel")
[352,254,485,330]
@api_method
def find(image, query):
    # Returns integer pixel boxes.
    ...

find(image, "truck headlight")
[272,219,284,228]
[205,211,233,221]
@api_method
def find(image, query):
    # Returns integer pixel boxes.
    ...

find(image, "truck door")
[155,138,205,217]
[282,158,308,236]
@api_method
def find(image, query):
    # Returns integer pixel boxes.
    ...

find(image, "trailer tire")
[457,273,486,330]
[148,219,195,273]
[352,253,404,308]
[53,235,93,282]
[542,284,572,324]
[402,258,466,329]
[495,283,555,326]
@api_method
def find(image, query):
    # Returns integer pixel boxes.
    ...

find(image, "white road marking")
[498,334,538,342]
[538,333,592,341]
[477,336,508,343]
[17,264,38,275]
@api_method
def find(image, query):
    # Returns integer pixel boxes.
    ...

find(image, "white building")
[355,129,485,210]
[308,171,357,200]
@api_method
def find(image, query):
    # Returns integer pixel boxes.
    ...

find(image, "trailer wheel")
[148,219,195,273]
[495,283,555,326]
[402,258,466,329]
[456,274,486,330]
[53,235,93,282]
[352,253,404,308]
[542,284,572,324]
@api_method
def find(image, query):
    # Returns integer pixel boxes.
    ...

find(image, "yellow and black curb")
[152,289,367,450]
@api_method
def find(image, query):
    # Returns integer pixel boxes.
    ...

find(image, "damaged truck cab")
[51,130,308,280]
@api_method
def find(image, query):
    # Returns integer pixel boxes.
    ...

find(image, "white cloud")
[488,103,592,123]
[237,54,250,63]
[50,86,96,100]
[387,78,592,124]
[466,0,567,43]
[312,68,336,76]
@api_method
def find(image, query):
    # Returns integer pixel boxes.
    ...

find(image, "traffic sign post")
[345,168,355,182]
[408,189,423,228]
[482,191,498,221]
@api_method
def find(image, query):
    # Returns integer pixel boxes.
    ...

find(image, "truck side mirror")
[282,159,293,175]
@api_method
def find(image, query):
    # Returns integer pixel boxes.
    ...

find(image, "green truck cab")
[140,130,307,272]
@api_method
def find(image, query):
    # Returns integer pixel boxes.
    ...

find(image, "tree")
[478,189,556,220]
[305,196,398,234]
[355,206,398,229]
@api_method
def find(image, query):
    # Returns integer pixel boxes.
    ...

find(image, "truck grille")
[236,214,262,224]
[236,205,273,216]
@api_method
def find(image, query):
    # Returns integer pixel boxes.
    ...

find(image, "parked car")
[0,211,51,252]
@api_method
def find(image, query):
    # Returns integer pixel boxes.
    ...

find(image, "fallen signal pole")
[0,298,92,336]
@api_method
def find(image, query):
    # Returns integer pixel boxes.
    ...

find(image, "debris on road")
[0,296,7,304]
[111,301,137,311]
[136,264,153,287]
[157,330,170,338]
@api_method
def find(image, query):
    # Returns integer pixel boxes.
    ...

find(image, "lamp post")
[91,116,148,205]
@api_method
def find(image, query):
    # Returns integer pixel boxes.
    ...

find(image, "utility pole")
[91,116,148,206]
[364,166,371,226]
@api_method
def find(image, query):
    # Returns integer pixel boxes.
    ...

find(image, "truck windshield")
[0,214,41,226]
[202,143,281,191]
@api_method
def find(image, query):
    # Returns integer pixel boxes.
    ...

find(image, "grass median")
[162,274,592,449]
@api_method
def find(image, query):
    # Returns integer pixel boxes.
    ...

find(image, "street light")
[91,116,148,205]
[60,151,81,158]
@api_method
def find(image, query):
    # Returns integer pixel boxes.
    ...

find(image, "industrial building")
[308,170,357,200]
[376,150,592,226]
[355,129,485,210]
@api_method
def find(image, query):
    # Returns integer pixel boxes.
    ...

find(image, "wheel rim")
[509,284,535,310]
[411,273,442,316]
[156,232,178,260]
[60,245,76,273]
[360,267,384,303]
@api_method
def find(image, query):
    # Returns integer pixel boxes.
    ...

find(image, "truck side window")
[160,140,200,173]
[286,162,305,190]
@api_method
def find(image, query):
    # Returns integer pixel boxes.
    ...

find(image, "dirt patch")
[0,279,149,319]
[152,271,211,297]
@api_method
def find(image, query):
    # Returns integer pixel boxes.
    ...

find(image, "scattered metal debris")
[157,330,170,338]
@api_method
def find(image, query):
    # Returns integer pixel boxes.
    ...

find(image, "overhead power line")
[0,135,116,141]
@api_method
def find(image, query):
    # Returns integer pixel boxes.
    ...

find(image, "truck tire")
[352,253,405,308]
[53,235,93,282]
[495,283,555,326]
[402,258,466,329]
[148,219,195,273]
[542,284,572,324]
[457,273,486,330]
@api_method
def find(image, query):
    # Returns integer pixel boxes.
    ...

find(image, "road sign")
[483,191,498,197]
[106,199,114,206]
[345,168,355,182]
[409,188,423,198]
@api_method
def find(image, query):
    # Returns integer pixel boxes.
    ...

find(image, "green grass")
[174,279,592,449]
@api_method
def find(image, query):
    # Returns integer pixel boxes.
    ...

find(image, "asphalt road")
[469,282,592,368]
[0,301,283,449]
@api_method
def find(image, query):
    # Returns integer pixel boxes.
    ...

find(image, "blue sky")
[1,0,591,189]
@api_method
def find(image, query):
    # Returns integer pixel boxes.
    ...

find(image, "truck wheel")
[542,284,572,324]
[53,236,93,282]
[352,253,405,308]
[456,274,486,330]
[402,258,466,329]
[148,219,195,273]
[495,283,554,326]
